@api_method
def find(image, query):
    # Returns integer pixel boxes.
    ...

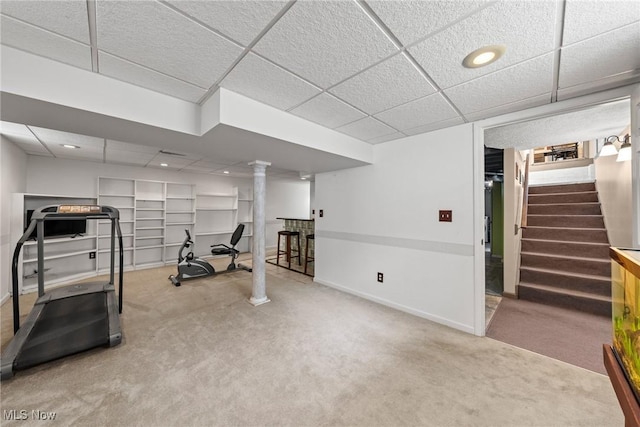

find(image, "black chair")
[211,224,248,271]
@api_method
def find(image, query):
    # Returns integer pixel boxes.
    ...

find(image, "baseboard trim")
[0,292,9,306]
[314,277,474,335]
[502,291,518,299]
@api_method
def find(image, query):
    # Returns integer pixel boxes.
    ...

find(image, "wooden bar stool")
[277,230,300,268]
[304,234,315,275]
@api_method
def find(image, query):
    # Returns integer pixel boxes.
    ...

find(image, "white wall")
[314,124,477,333]
[595,154,633,247]
[1,136,28,301]
[528,163,595,185]
[265,179,310,248]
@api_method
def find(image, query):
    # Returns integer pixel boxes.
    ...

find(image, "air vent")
[159,150,186,157]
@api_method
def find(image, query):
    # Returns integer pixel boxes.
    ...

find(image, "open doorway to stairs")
[477,92,635,374]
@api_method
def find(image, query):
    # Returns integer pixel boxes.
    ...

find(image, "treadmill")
[1,204,124,380]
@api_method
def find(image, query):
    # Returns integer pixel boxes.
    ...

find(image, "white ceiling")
[1,0,638,172]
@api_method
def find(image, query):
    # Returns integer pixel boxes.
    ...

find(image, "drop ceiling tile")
[166,1,288,46]
[96,1,243,88]
[330,54,436,115]
[289,93,366,129]
[444,54,554,115]
[17,145,53,156]
[367,132,406,145]
[220,53,320,110]
[2,133,38,147]
[464,94,550,122]
[559,22,640,90]
[105,151,154,166]
[4,135,51,155]
[253,0,398,88]
[404,117,466,136]
[180,166,215,174]
[368,0,489,46]
[29,127,104,150]
[106,140,159,154]
[374,93,459,131]
[0,0,90,43]
[148,153,199,169]
[54,150,104,161]
[563,0,640,45]
[1,121,33,138]
[409,0,557,89]
[99,52,207,102]
[188,160,234,170]
[335,117,397,141]
[0,15,91,70]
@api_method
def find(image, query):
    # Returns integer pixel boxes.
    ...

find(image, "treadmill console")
[58,205,101,214]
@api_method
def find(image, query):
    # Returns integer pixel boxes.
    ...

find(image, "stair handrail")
[521,153,531,229]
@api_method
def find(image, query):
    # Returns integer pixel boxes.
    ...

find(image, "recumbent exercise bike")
[168,224,251,286]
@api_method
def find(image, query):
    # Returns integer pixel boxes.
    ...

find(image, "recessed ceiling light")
[160,163,168,167]
[462,45,506,68]
[62,144,80,149]
[223,171,229,174]
[301,177,306,180]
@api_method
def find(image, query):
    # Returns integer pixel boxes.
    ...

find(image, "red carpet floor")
[486,297,612,374]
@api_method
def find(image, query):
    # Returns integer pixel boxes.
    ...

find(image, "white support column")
[249,160,271,306]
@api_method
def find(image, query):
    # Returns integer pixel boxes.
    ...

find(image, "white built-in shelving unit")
[194,188,253,257]
[164,182,196,262]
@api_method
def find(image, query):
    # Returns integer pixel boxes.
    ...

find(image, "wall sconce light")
[600,136,619,157]
[616,134,631,162]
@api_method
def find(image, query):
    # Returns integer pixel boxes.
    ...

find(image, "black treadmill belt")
[15,293,109,370]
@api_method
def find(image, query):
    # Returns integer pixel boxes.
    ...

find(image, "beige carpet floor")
[0,255,623,426]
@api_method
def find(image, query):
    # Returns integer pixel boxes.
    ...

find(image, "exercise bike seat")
[211,224,244,256]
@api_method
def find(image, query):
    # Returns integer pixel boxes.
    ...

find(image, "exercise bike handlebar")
[177,229,194,263]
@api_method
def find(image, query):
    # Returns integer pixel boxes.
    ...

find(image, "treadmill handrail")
[11,205,124,333]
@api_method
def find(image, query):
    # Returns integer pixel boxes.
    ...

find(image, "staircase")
[519,181,611,317]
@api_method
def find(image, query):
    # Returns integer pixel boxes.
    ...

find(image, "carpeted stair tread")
[518,282,611,317]
[528,192,599,204]
[527,203,602,215]
[529,190,597,197]
[522,226,608,241]
[523,225,606,231]
[526,214,603,219]
[519,266,611,296]
[519,282,610,302]
[520,252,610,278]
[521,237,609,247]
[519,265,610,282]
[528,182,596,194]
[520,251,610,265]
[521,238,610,259]
[526,214,605,228]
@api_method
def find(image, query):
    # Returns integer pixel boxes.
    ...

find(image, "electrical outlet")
[377,272,383,283]
[319,209,324,218]
[439,210,452,222]
[89,251,96,259]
